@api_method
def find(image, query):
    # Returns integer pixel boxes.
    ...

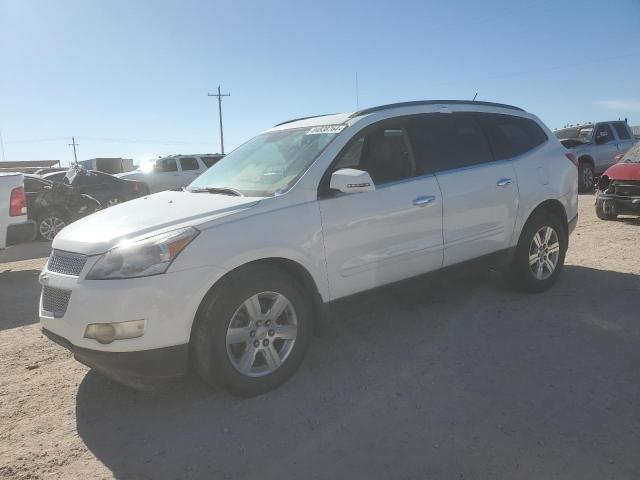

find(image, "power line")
[208,85,231,154]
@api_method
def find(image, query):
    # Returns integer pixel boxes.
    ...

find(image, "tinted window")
[201,156,222,168]
[476,113,547,160]
[407,113,493,173]
[156,158,178,172]
[180,157,199,171]
[612,122,631,140]
[595,124,614,143]
[333,124,415,184]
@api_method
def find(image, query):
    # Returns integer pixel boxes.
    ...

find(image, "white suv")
[39,100,578,396]
[116,154,224,193]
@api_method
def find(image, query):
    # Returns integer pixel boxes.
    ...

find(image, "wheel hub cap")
[225,291,298,377]
[528,226,560,281]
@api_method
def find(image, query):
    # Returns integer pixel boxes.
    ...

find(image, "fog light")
[84,320,146,344]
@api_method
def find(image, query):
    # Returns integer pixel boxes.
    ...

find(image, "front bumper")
[596,192,640,215]
[43,328,188,387]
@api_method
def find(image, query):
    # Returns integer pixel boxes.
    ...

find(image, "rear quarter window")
[476,113,548,160]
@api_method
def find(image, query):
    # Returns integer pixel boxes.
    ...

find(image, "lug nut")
[256,320,262,327]
[268,329,275,337]
[250,330,256,337]
[253,340,260,348]
[262,339,269,347]
[265,320,271,326]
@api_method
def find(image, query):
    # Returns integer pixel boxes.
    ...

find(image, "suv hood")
[52,190,261,255]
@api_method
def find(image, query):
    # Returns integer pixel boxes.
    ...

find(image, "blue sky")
[1,0,639,166]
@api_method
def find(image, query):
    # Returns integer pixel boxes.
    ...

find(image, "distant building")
[77,157,134,174]
[632,125,640,139]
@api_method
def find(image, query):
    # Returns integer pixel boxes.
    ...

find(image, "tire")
[36,211,67,241]
[505,212,567,293]
[595,197,617,220]
[192,265,313,397]
[578,161,594,193]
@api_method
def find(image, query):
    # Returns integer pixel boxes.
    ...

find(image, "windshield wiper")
[190,187,244,196]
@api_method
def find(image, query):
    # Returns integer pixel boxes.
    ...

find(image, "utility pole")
[0,130,6,162]
[68,136,79,166]
[207,85,231,154]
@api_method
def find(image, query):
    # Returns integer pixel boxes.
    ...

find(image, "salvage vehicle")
[0,172,36,248]
[24,174,101,241]
[39,100,578,396]
[116,154,224,193]
[595,142,640,220]
[45,167,149,206]
[554,121,636,193]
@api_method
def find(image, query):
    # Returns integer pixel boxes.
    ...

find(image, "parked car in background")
[44,167,149,206]
[24,174,102,241]
[0,172,36,248]
[116,154,224,193]
[554,121,636,192]
[40,100,577,396]
[595,142,640,220]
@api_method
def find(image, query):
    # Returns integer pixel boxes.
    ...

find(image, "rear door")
[611,121,635,156]
[408,112,519,267]
[318,120,444,300]
[151,157,180,192]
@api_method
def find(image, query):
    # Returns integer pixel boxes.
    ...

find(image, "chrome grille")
[48,250,87,276]
[42,286,71,317]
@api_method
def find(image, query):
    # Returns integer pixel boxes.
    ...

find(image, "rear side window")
[407,113,493,174]
[612,122,631,140]
[180,157,199,171]
[476,113,547,160]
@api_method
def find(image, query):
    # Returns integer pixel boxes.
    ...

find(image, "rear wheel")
[578,161,594,193]
[36,211,67,241]
[505,213,567,293]
[192,266,313,397]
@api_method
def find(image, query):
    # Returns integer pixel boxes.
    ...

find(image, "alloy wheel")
[528,226,560,280]
[225,291,298,377]
[583,166,594,190]
[39,216,66,241]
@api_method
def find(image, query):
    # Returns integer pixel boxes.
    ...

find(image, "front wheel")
[192,266,313,397]
[505,213,567,293]
[578,162,594,193]
[595,197,617,220]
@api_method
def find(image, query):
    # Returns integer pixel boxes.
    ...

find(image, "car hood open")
[603,162,640,181]
[52,190,262,255]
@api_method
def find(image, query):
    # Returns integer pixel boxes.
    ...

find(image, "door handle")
[413,195,436,207]
[496,178,513,187]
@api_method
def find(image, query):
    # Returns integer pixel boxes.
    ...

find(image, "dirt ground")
[1,194,639,480]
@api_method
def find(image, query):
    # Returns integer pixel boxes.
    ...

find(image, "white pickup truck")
[0,172,36,249]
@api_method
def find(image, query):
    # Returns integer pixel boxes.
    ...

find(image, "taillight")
[565,153,578,167]
[9,186,27,216]
[613,153,624,163]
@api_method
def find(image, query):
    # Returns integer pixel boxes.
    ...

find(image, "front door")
[593,123,619,174]
[318,122,444,300]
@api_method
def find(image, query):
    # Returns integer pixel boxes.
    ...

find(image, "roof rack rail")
[349,100,524,118]
[274,113,336,127]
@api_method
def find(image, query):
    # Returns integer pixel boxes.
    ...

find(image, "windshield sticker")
[306,125,347,135]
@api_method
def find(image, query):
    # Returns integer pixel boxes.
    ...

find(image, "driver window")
[156,158,178,172]
[595,124,614,143]
[334,125,416,185]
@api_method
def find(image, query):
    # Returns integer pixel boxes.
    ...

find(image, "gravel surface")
[1,195,639,480]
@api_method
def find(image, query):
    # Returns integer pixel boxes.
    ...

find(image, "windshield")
[188,126,343,196]
[554,127,593,142]
[621,143,640,164]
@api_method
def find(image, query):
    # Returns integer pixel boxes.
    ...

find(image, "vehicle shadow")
[0,240,51,263]
[75,265,640,479]
[0,269,41,330]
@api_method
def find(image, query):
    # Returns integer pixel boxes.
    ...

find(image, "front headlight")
[86,227,199,280]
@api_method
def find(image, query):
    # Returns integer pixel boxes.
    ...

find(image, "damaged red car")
[595,142,640,220]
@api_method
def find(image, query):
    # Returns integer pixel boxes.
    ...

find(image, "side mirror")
[330,168,375,194]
